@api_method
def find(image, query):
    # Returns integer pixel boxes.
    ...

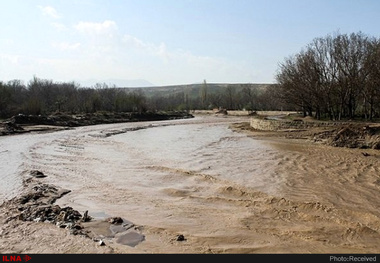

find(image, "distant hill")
[124,83,274,98]
[79,78,155,88]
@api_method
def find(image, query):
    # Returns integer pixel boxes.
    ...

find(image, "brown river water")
[1,115,380,253]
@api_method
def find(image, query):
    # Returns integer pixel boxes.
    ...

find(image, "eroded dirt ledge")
[0,170,145,252]
[246,117,380,150]
[0,111,194,136]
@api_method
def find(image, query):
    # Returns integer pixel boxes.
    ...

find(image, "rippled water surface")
[1,116,282,220]
[106,119,282,194]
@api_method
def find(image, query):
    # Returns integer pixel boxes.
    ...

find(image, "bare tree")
[276,31,380,120]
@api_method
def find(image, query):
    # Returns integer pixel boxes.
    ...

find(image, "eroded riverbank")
[1,115,380,253]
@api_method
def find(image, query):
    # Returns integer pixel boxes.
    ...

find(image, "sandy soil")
[2,116,380,254]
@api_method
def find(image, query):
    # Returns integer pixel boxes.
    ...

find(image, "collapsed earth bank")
[0,111,194,136]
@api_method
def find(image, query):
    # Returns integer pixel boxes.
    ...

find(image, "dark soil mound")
[315,124,380,149]
[1,111,194,136]
[10,112,194,127]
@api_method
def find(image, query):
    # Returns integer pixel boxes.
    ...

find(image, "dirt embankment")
[0,111,193,136]
[313,124,380,149]
[236,116,380,150]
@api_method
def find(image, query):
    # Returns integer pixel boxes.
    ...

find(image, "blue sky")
[0,0,379,86]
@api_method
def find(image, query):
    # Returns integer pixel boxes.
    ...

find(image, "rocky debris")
[4,121,24,132]
[30,170,47,178]
[0,121,24,135]
[3,180,86,232]
[4,182,91,236]
[213,108,228,115]
[82,210,92,222]
[107,217,124,224]
[1,176,145,247]
[18,183,71,205]
[176,234,186,241]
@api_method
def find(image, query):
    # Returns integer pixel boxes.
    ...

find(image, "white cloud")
[52,42,81,51]
[0,18,254,85]
[38,6,61,19]
[75,20,117,35]
[51,22,68,31]
[71,20,252,83]
[0,38,14,45]
[122,35,170,61]
[75,20,177,62]
[122,35,148,49]
[0,53,19,65]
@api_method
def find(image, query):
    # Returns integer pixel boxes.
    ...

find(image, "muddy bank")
[240,118,380,150]
[0,170,145,253]
[0,111,193,136]
[313,124,380,149]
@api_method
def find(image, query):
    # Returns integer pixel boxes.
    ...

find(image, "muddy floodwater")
[2,115,380,253]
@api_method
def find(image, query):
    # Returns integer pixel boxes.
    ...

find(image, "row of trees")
[0,77,287,119]
[0,77,147,118]
[147,83,286,112]
[276,31,380,120]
